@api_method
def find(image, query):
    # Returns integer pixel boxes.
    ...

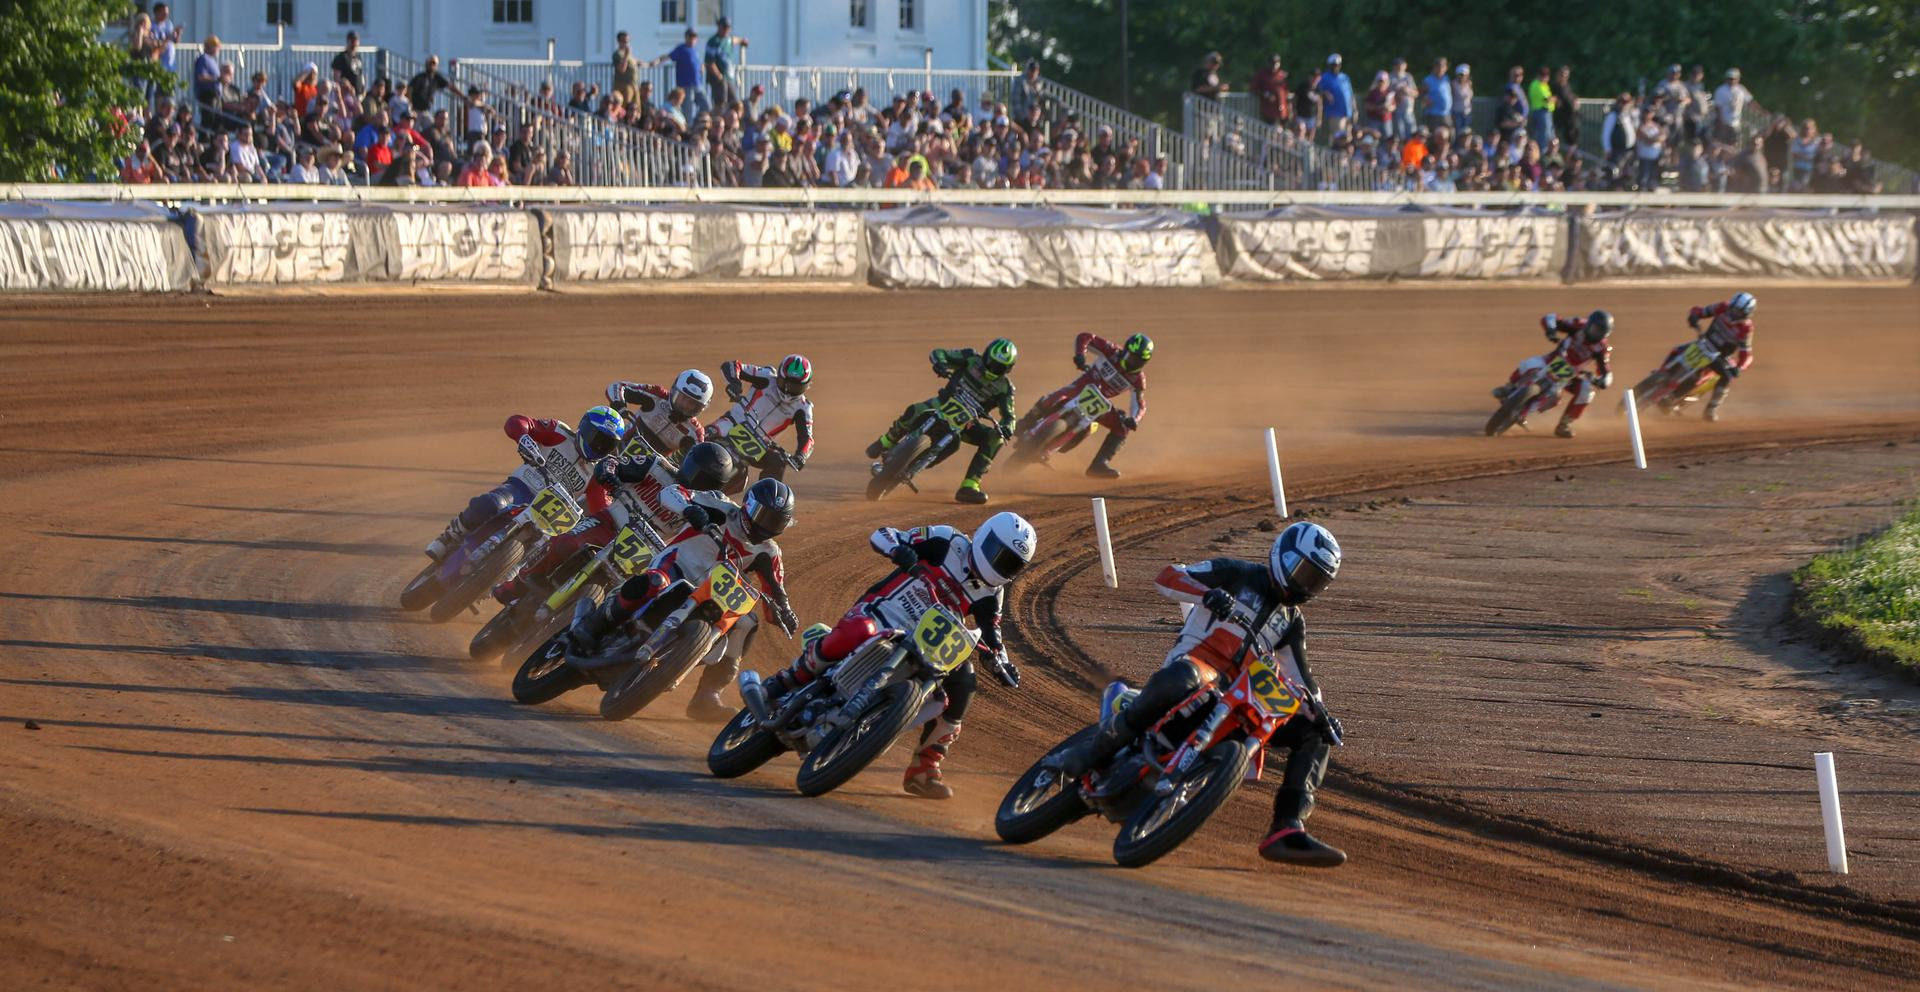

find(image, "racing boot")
[425,516,466,560]
[1554,417,1576,438]
[903,718,961,799]
[1258,818,1347,868]
[1048,681,1140,779]
[1085,432,1126,479]
[565,594,630,655]
[955,476,989,505]
[1704,390,1725,422]
[685,658,739,723]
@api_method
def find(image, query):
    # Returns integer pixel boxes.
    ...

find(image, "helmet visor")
[778,377,807,396]
[976,531,1028,582]
[1281,554,1334,602]
[672,390,704,417]
[744,497,790,540]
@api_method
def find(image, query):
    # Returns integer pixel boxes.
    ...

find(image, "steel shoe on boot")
[1258,821,1347,868]
[1554,419,1575,438]
[902,749,953,799]
[425,518,466,560]
[1704,401,1722,423]
[954,479,989,505]
[864,438,886,459]
[685,690,734,724]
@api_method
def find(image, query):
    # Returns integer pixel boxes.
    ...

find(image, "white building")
[166,0,990,69]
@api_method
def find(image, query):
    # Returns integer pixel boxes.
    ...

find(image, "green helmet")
[984,338,1017,377]
[1121,333,1155,372]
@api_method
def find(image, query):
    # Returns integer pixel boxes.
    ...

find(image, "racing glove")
[1315,709,1345,746]
[771,602,799,637]
[1595,371,1614,390]
[592,459,621,488]
[682,504,714,530]
[725,379,744,403]
[888,543,921,570]
[604,382,627,408]
[1118,414,1139,431]
[1073,352,1088,371]
[613,459,652,484]
[987,649,1020,688]
[1201,587,1236,620]
[1688,314,1702,330]
[1541,313,1559,339]
[997,421,1015,441]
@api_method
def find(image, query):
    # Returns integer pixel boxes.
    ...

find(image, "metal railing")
[169,38,382,105]
[1183,94,1390,191]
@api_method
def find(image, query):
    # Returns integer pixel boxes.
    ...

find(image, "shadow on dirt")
[43,531,414,558]
[0,639,431,670]
[0,676,568,721]
[0,445,495,480]
[0,591,416,625]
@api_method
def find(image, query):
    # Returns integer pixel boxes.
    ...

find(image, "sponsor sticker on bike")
[1545,356,1577,382]
[1680,342,1713,371]
[609,527,651,575]
[528,487,583,536]
[913,605,974,674]
[621,432,655,458]
[726,422,769,462]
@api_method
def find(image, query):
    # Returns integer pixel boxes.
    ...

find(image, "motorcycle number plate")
[1679,342,1713,371]
[913,605,973,674]
[727,422,769,462]
[528,488,583,537]
[705,563,758,618]
[1243,657,1303,718]
[937,395,980,429]
[1545,357,1577,382]
[621,431,655,459]
[609,527,652,575]
[1073,385,1113,420]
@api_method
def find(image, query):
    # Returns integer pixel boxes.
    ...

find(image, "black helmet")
[1584,310,1614,343]
[1267,522,1341,605]
[740,478,795,542]
[676,441,734,491]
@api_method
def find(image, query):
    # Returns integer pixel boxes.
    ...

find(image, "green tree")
[0,0,169,181]
[996,0,1920,167]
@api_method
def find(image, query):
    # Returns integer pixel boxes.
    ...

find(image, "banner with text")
[865,205,1221,289]
[543,206,865,285]
[1216,205,1565,282]
[0,202,193,293]
[196,205,539,287]
[1569,209,1915,282]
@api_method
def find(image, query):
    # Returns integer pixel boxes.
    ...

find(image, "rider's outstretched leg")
[1258,719,1344,867]
[954,423,1004,504]
[1555,378,1597,438]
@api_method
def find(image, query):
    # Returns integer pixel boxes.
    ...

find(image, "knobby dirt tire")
[794,682,921,797]
[866,433,933,501]
[1485,385,1539,437]
[511,636,587,705]
[598,623,710,721]
[707,707,789,779]
[1110,739,1253,869]
[994,726,1096,844]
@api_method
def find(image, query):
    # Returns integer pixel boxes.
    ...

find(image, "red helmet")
[777,354,812,396]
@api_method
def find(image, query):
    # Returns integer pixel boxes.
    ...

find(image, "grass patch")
[1795,503,1920,673]
[1623,587,1654,599]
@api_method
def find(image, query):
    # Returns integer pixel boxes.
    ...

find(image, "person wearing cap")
[705,16,748,110]
[1712,68,1751,145]
[1011,58,1043,121]
[652,28,710,118]
[331,30,364,96]
[1654,64,1688,128]
[1190,51,1229,101]
[1450,63,1474,135]
[1253,54,1290,126]
[1316,54,1354,137]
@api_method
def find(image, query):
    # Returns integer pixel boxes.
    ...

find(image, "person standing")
[151,3,182,76]
[705,17,748,110]
[1525,65,1555,146]
[654,29,710,118]
[1600,92,1636,173]
[1550,65,1578,150]
[1421,57,1452,134]
[612,31,640,107]
[1190,51,1229,100]
[1450,64,1474,136]
[1712,68,1751,146]
[1316,55,1354,139]
[407,55,449,115]
[1388,58,1418,140]
[1253,54,1290,127]
[331,31,364,96]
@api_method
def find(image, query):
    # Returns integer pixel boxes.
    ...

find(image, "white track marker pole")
[1815,752,1849,874]
[1623,388,1649,470]
[1090,497,1118,589]
[1265,428,1289,518]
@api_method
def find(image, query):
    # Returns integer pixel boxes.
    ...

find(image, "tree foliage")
[0,0,166,181]
[995,0,1920,165]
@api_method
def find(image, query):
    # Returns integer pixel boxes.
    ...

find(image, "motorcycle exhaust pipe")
[737,669,772,724]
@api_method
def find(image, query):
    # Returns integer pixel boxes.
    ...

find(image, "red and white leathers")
[495,453,707,602]
[1504,314,1614,425]
[610,501,797,671]
[606,381,705,457]
[1678,300,1756,374]
[712,360,816,462]
[1027,332,1147,440]
[779,525,1010,796]
[503,414,600,498]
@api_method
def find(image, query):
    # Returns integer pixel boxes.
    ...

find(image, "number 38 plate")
[705,562,758,618]
[914,605,974,674]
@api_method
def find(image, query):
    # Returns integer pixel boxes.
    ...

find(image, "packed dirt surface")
[2,286,1918,990]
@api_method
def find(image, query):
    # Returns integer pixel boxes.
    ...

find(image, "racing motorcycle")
[710,416,802,495]
[1484,353,1584,437]
[992,598,1339,868]
[398,435,584,624]
[468,432,666,662]
[510,539,761,721]
[867,392,987,501]
[1621,331,1728,416]
[706,564,979,797]
[1009,385,1112,467]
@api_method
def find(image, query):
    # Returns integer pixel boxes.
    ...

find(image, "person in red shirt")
[121,142,163,183]
[1014,332,1152,478]
[1252,54,1291,126]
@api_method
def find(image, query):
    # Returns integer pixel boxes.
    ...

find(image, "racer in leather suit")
[1492,311,1614,438]
[1014,332,1151,478]
[424,407,625,561]
[761,513,1035,798]
[866,339,1019,505]
[605,370,713,458]
[1677,293,1756,421]
[709,357,815,495]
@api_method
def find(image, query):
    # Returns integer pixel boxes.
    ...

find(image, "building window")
[335,0,362,24]
[850,0,868,29]
[493,0,533,24]
[899,0,916,30]
[660,0,683,22]
[266,0,294,26]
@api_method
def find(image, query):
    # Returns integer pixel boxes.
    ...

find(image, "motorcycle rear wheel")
[429,531,530,624]
[598,623,710,721]
[995,726,1095,844]
[707,706,788,778]
[1011,417,1071,468]
[1625,371,1670,412]
[795,682,921,797]
[1111,738,1253,868]
[866,433,933,501]
[502,580,604,669]
[511,635,587,704]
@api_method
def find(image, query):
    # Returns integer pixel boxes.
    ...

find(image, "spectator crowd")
[1194,49,1888,194]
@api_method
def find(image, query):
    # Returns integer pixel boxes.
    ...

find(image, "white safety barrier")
[1623,389,1649,470]
[1815,752,1849,874]
[1572,209,1916,282]
[0,202,193,292]
[1265,428,1289,519]
[543,205,863,285]
[1217,206,1565,282]
[1090,497,1118,589]
[195,204,540,288]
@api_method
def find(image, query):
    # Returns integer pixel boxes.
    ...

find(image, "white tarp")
[865,205,1219,289]
[1571,210,1915,281]
[0,202,193,292]
[195,205,539,287]
[545,206,862,284]
[1217,206,1564,282]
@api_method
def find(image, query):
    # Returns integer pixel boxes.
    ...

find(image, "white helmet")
[671,369,714,419]
[970,511,1036,587]
[1268,521,1341,604]
[1727,291,1757,320]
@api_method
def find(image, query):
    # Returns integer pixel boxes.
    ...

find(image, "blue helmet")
[576,406,627,460]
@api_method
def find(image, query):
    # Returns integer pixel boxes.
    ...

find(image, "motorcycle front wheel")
[398,560,443,612]
[794,681,921,796]
[995,726,1095,844]
[1484,384,1539,437]
[707,706,788,778]
[1111,738,1253,868]
[511,634,587,705]
[429,530,530,624]
[866,432,933,501]
[598,622,711,721]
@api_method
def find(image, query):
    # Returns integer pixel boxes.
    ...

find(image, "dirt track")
[2,286,1918,990]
